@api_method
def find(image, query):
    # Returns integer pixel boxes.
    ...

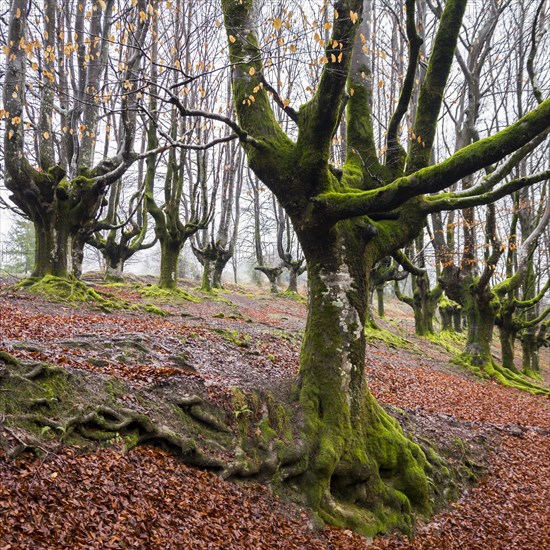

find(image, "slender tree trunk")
[376,285,385,318]
[202,259,213,292]
[72,232,87,279]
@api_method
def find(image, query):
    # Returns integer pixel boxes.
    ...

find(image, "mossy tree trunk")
[376,285,385,318]
[255,266,283,294]
[32,206,74,278]
[438,299,462,333]
[295,224,429,530]
[462,282,499,366]
[413,276,441,337]
[395,274,440,336]
[3,0,151,281]
[218,0,550,531]
[158,239,184,290]
[498,311,518,372]
[285,260,306,293]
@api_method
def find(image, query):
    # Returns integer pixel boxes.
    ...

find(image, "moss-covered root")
[453,354,550,396]
[16,275,109,303]
[295,390,431,538]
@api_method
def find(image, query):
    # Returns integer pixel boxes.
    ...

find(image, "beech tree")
[2,0,157,278]
[85,173,156,281]
[219,0,550,533]
[193,138,244,291]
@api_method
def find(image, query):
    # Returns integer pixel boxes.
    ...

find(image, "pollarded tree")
[144,0,231,290]
[393,237,442,336]
[193,138,244,291]
[85,175,156,281]
[216,0,550,533]
[274,200,306,293]
[2,0,156,279]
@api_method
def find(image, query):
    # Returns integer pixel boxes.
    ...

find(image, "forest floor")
[0,275,548,549]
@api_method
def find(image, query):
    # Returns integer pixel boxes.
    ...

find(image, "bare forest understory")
[0,275,548,549]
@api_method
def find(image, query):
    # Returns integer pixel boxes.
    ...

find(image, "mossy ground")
[365,325,414,350]
[427,331,465,355]
[3,282,539,540]
[14,276,167,316]
[278,291,307,303]
[138,284,201,303]
[452,354,550,396]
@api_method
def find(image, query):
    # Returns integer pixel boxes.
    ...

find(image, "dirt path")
[1,282,548,548]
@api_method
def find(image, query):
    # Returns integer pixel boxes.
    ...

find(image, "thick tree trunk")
[499,324,517,372]
[412,276,440,336]
[521,327,538,374]
[212,250,232,289]
[106,257,125,281]
[159,240,182,289]
[413,299,434,336]
[440,308,452,331]
[463,285,497,367]
[453,311,463,332]
[255,266,282,294]
[295,228,429,531]
[72,233,87,279]
[33,218,73,278]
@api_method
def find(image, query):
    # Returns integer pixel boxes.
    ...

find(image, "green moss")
[138,284,200,303]
[143,303,168,316]
[278,291,306,303]
[123,430,140,451]
[258,418,277,442]
[453,353,550,395]
[14,276,167,316]
[438,295,461,310]
[215,328,250,348]
[105,379,126,400]
[0,350,19,366]
[365,326,413,350]
[16,275,107,302]
[427,332,464,355]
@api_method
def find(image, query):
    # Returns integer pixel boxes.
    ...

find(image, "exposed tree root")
[0,351,462,539]
[12,275,167,316]
[453,353,550,396]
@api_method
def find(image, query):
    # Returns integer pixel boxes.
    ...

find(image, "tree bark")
[33,217,73,278]
[295,222,429,530]
[463,284,498,366]
[376,285,385,318]
[158,240,183,290]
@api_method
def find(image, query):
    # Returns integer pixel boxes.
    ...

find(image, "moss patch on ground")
[13,276,167,316]
[452,354,550,396]
[365,326,414,350]
[138,284,201,303]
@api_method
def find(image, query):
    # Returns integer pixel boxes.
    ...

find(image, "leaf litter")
[0,281,548,548]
